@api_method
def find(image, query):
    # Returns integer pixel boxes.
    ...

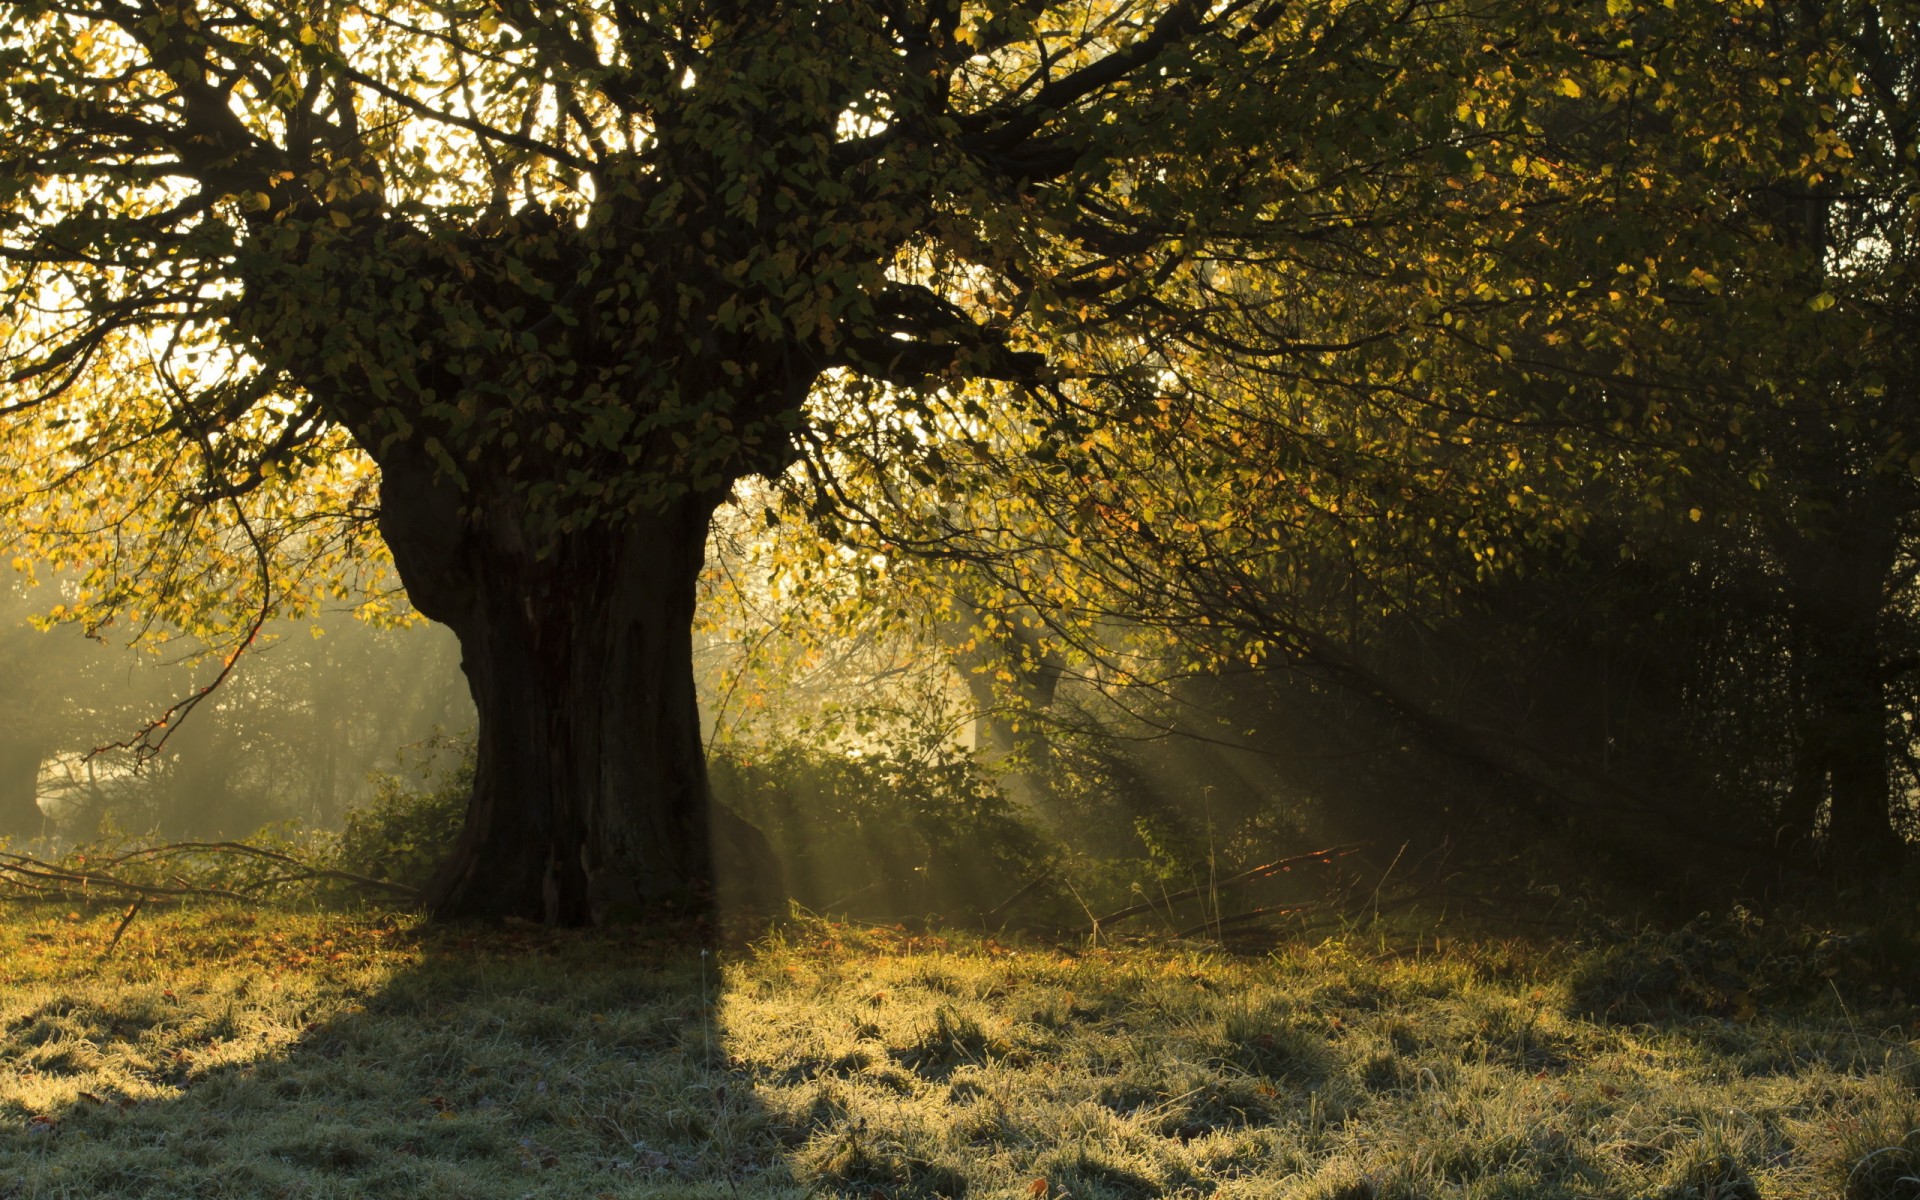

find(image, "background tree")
[0,565,471,842]
[803,0,1919,888]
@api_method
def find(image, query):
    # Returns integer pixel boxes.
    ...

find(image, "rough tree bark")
[375,446,774,923]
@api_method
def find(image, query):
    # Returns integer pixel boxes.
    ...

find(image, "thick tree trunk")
[1779,512,1905,870]
[1822,702,1896,859]
[378,454,766,924]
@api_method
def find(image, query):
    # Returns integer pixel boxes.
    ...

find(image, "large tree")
[0,0,1420,921]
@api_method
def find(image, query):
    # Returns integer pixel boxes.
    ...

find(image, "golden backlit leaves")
[745,0,1918,718]
[2,0,1913,693]
[0,323,403,652]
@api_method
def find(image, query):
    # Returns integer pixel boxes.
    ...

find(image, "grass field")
[1,900,1916,1199]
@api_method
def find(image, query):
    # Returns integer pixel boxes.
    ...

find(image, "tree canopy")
[3,0,1914,919]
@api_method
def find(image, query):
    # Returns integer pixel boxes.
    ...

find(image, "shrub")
[334,756,471,891]
[710,735,1056,922]
[328,733,1063,920]
[1567,904,1920,1022]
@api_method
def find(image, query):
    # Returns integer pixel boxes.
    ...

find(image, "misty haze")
[2,0,1916,1197]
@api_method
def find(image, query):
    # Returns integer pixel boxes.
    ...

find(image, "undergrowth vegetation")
[1,901,1917,1199]
[709,738,1056,920]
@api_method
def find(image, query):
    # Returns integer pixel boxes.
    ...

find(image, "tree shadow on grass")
[0,901,798,1200]
[16,900,1883,1200]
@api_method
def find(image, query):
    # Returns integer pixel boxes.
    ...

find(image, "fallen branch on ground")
[1173,902,1318,940]
[1086,843,1366,932]
[982,874,1052,924]
[0,842,420,904]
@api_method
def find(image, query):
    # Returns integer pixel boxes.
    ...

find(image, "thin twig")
[0,843,420,903]
[982,874,1049,924]
[1173,902,1317,940]
[100,894,147,960]
[1087,843,1364,930]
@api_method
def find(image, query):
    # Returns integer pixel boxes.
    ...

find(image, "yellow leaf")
[1806,291,1836,312]
[1557,78,1584,99]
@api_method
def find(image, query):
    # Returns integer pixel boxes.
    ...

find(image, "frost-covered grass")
[1,901,1916,1198]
